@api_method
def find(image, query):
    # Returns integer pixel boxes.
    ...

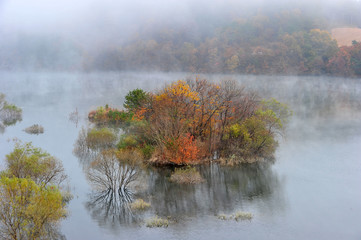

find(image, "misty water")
[0,72,360,239]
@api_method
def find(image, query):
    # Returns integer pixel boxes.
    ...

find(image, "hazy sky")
[0,0,247,48]
[0,0,276,35]
[0,0,358,49]
[0,0,354,33]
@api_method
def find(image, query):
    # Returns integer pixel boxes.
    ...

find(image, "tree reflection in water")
[0,93,22,134]
[69,108,79,128]
[143,162,284,218]
[85,150,143,225]
[74,131,144,225]
[86,150,138,196]
[86,187,136,225]
[73,127,98,166]
[73,127,118,166]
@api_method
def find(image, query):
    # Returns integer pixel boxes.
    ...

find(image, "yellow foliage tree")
[0,177,66,240]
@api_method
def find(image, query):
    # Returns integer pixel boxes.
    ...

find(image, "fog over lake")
[0,72,360,239]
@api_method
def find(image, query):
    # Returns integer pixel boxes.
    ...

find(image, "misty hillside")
[0,0,361,76]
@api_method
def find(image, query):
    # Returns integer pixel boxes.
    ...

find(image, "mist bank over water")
[1,0,361,75]
[1,71,360,139]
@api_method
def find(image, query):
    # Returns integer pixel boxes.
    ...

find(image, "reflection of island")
[0,93,22,134]
[74,125,284,229]
[84,163,284,228]
[73,127,98,166]
[143,163,284,217]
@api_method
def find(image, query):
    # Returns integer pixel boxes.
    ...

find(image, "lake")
[0,72,360,239]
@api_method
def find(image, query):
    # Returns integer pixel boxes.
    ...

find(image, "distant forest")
[1,0,361,76]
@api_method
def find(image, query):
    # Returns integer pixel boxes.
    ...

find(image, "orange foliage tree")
[137,78,260,164]
[161,133,199,165]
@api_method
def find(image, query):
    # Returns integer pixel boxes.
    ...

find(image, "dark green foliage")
[107,109,133,123]
[124,89,148,111]
[88,105,133,125]
[140,144,155,159]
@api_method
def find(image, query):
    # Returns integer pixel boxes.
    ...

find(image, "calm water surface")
[0,72,360,240]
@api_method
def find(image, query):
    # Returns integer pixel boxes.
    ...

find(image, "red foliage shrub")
[161,134,199,165]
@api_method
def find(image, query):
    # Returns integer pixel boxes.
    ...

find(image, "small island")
[88,78,291,166]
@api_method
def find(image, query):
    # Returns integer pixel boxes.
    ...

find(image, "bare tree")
[85,149,143,225]
[86,149,143,203]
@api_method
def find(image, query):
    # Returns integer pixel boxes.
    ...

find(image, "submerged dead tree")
[73,127,144,224]
[85,149,143,224]
[87,150,139,195]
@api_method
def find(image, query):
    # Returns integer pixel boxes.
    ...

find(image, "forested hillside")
[1,0,361,76]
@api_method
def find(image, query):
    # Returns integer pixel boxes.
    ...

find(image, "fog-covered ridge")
[1,0,361,74]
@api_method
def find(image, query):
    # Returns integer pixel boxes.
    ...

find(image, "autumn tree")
[222,117,278,164]
[226,55,240,72]
[326,47,352,76]
[144,80,200,164]
[0,177,66,240]
[220,98,291,164]
[4,141,67,186]
[258,98,293,135]
[0,141,70,239]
